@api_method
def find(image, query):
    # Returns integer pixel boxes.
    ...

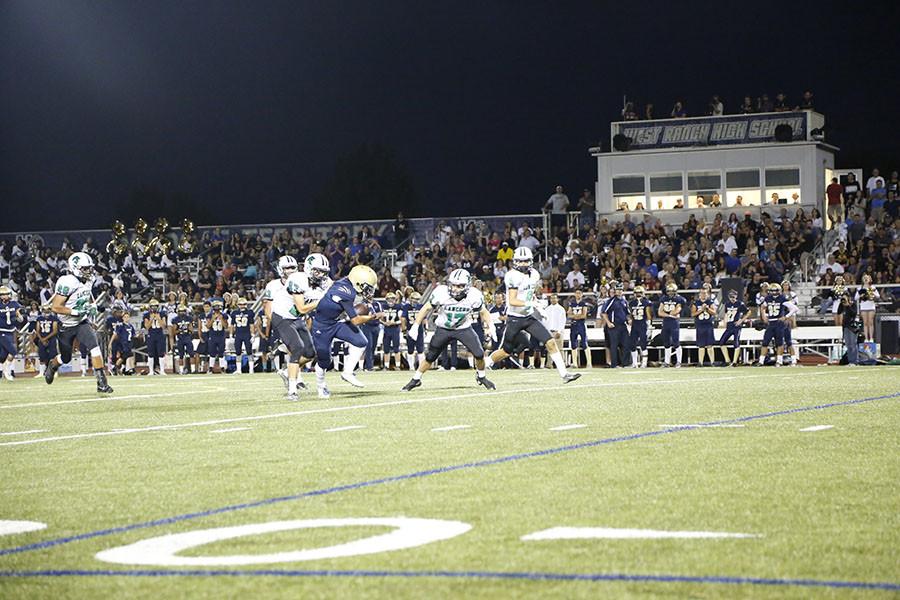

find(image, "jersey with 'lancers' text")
[430,285,483,330]
[54,274,93,328]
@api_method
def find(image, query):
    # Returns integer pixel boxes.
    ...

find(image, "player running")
[484,247,580,383]
[0,286,23,381]
[311,264,378,398]
[43,252,113,393]
[401,269,497,391]
[32,304,59,378]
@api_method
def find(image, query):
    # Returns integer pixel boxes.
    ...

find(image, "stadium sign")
[612,112,813,151]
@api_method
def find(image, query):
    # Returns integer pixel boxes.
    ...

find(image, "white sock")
[249,357,255,373]
[407,353,415,368]
[235,356,243,373]
[484,354,494,369]
[641,350,648,368]
[776,354,783,365]
[549,350,567,376]
[631,351,638,366]
[467,356,474,368]
[477,369,485,378]
[675,347,682,364]
[38,363,45,375]
[315,365,327,386]
[413,370,423,381]
[758,354,765,364]
[664,347,672,364]
[417,353,425,366]
[288,377,297,394]
[344,345,366,376]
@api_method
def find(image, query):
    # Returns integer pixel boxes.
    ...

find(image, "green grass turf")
[0,366,898,599]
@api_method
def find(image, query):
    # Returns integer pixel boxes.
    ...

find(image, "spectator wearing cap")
[496,242,513,262]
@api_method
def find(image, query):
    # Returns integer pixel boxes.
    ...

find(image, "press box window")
[725,170,762,207]
[613,176,647,211]
[687,172,721,208]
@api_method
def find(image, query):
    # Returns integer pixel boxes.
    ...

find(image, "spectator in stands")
[887,170,899,197]
[740,96,754,114]
[795,90,814,111]
[392,211,410,250]
[826,177,844,227]
[577,189,595,228]
[865,169,883,197]
[670,101,687,118]
[565,263,586,290]
[622,102,637,120]
[643,103,654,120]
[870,180,887,221]
[773,92,789,112]
[708,95,724,116]
[543,185,569,235]
[819,254,845,276]
[673,198,684,209]
[757,93,774,113]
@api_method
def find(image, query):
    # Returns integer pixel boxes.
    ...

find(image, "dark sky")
[2,0,899,232]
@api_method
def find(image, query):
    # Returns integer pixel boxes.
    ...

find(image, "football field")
[0,366,898,598]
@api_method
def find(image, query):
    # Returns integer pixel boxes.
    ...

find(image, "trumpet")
[178,219,197,255]
[105,220,129,257]
[131,218,149,257]
[147,217,173,256]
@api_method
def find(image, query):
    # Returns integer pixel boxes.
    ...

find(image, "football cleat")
[44,362,59,385]
[97,383,114,394]
[278,368,289,388]
[401,378,422,392]
[317,385,331,399]
[476,376,496,390]
[340,373,365,388]
[285,392,299,402]
[562,373,581,384]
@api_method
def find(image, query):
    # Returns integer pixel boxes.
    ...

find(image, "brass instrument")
[147,217,172,256]
[178,219,196,255]
[105,220,129,257]
[131,218,149,257]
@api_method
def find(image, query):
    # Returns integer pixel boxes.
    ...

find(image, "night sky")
[2,0,899,232]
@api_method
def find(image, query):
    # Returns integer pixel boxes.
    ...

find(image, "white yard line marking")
[0,371,864,448]
[210,427,251,433]
[521,527,760,541]
[0,388,226,409]
[658,423,746,429]
[431,425,471,432]
[799,425,834,432]
[323,425,366,432]
[549,424,587,431]
[0,520,47,536]
[0,429,48,436]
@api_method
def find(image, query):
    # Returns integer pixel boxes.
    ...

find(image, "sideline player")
[483,247,579,382]
[756,282,798,367]
[32,304,59,378]
[207,300,229,373]
[143,299,168,375]
[692,285,718,366]
[566,288,590,369]
[380,292,403,370]
[658,282,686,368]
[0,286,23,381]
[171,304,196,375]
[230,297,256,374]
[311,264,378,398]
[401,269,496,391]
[43,252,113,393]
[401,290,425,370]
[627,285,652,368]
[719,289,749,366]
[109,313,136,375]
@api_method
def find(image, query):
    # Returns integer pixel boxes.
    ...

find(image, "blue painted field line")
[0,569,897,591]
[1,391,897,560]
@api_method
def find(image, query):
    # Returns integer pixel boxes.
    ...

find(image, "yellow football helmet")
[348,265,377,299]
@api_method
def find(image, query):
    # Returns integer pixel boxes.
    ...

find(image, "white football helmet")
[276,255,298,278]
[68,252,95,282]
[448,268,471,300]
[304,253,330,285]
[513,246,533,273]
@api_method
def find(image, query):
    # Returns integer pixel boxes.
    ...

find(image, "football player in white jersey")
[43,252,113,393]
[485,247,581,383]
[274,253,333,392]
[262,255,321,400]
[401,269,497,391]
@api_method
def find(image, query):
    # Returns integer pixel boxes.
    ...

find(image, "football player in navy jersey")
[256,309,276,373]
[109,316,136,375]
[311,265,378,397]
[658,282,687,368]
[207,300,229,373]
[756,282,798,367]
[691,285,719,367]
[379,292,403,370]
[105,307,124,375]
[32,304,59,378]
[401,290,424,370]
[719,289,749,367]
[0,286,23,381]
[627,285,653,368]
[566,288,591,368]
[196,301,212,373]
[229,297,256,374]
[171,305,196,375]
[143,299,168,375]
[361,296,383,371]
